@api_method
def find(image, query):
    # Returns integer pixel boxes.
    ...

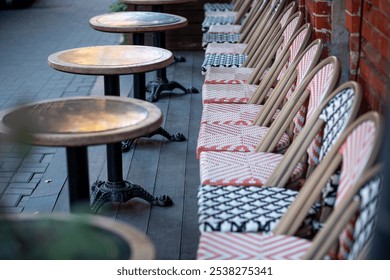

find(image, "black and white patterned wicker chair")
[202,0,270,48]
[201,3,297,74]
[197,82,362,234]
[201,0,254,32]
[197,163,383,259]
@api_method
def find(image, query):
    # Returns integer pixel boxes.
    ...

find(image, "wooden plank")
[179,51,203,259]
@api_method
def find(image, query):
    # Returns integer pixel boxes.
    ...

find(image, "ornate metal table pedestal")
[94,74,174,212]
[67,145,172,213]
[146,5,199,102]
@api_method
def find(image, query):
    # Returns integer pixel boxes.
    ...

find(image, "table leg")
[133,33,146,100]
[88,75,173,213]
[66,146,90,212]
[144,5,199,102]
[120,39,186,152]
[90,143,173,213]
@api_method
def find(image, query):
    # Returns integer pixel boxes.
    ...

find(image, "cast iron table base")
[91,180,173,213]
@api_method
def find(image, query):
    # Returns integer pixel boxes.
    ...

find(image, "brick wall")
[298,0,332,56]
[346,0,390,112]
[299,0,390,112]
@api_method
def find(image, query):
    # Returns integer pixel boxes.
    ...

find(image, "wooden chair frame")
[266,81,363,187]
[274,111,383,236]
[304,164,382,259]
[255,56,341,152]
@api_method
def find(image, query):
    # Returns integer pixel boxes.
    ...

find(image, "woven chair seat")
[197,232,311,259]
[199,151,302,186]
[202,53,247,74]
[205,42,247,54]
[202,15,236,32]
[208,24,241,33]
[198,185,319,233]
[201,103,275,126]
[202,83,258,104]
[197,124,289,159]
[204,10,238,17]
[204,67,268,84]
[202,33,241,48]
[204,3,235,12]
[204,67,253,84]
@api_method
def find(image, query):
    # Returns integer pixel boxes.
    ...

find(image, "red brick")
[346,13,361,33]
[349,34,361,52]
[359,58,388,106]
[349,51,360,71]
[359,56,371,81]
[312,14,331,30]
[362,21,389,59]
[364,5,390,38]
[372,0,390,15]
[361,19,376,43]
[311,1,331,15]
[346,0,362,15]
[379,37,390,61]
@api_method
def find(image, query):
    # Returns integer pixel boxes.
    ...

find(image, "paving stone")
[0,177,11,183]
[0,183,7,194]
[8,183,37,190]
[6,187,34,196]
[0,194,21,207]
[30,173,43,184]
[41,154,54,163]
[11,172,34,183]
[0,207,24,214]
[0,172,13,178]
[0,162,21,172]
[23,154,44,163]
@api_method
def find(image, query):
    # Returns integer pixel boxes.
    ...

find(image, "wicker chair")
[197,161,383,259]
[201,0,292,74]
[201,23,312,106]
[196,48,335,160]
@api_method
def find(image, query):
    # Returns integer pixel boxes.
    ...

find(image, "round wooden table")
[0,96,171,213]
[89,11,190,102]
[48,44,185,148]
[0,213,155,259]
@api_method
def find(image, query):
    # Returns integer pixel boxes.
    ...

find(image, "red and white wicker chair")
[199,39,322,131]
[196,82,363,234]
[197,113,382,259]
[196,54,337,160]
[201,24,312,106]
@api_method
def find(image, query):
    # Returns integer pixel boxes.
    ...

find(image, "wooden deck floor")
[53,50,204,260]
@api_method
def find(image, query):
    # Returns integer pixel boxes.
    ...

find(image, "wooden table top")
[48,45,173,75]
[121,0,196,5]
[0,96,163,147]
[89,11,187,33]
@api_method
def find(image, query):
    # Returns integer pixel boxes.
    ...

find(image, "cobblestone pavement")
[0,0,121,213]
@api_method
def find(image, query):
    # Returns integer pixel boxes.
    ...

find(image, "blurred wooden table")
[0,213,155,259]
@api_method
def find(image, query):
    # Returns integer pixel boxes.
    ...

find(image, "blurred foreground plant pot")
[0,0,34,9]
[0,213,155,260]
